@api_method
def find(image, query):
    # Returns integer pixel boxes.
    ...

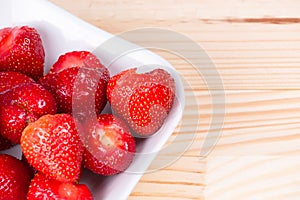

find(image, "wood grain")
[206,156,300,200]
[49,0,300,199]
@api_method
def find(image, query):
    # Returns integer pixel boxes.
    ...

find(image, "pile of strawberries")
[0,26,175,199]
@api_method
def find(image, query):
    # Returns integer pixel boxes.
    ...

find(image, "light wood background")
[50,0,300,199]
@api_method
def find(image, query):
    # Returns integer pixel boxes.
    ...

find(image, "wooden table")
[50,0,300,199]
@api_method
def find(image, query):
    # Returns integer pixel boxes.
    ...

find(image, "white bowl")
[0,0,185,199]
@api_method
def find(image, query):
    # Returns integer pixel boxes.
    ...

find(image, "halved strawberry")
[39,51,109,117]
[107,68,175,136]
[21,114,84,182]
[27,173,93,200]
[50,51,103,74]
[83,114,136,176]
[0,154,31,200]
[0,83,56,143]
[0,71,35,93]
[0,26,45,80]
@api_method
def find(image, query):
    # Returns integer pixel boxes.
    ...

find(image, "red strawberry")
[47,68,76,114]
[0,26,45,80]
[107,68,175,136]
[50,51,103,74]
[39,51,109,117]
[0,135,13,151]
[27,173,93,200]
[106,69,130,103]
[0,154,31,200]
[37,72,56,94]
[0,83,56,143]
[0,71,35,93]
[83,114,136,176]
[0,72,35,148]
[0,104,27,144]
[21,114,84,182]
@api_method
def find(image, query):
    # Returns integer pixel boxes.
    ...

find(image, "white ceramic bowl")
[0,0,185,199]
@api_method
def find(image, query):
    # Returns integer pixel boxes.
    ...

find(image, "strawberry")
[48,68,76,114]
[106,69,129,103]
[107,68,175,136]
[0,71,35,93]
[39,51,109,117]
[0,83,56,143]
[83,114,136,176]
[0,154,31,200]
[21,114,84,182]
[0,104,28,144]
[38,71,57,96]
[50,51,104,74]
[0,72,35,146]
[27,173,93,200]
[0,26,45,80]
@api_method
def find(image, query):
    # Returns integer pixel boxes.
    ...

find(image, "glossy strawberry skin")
[21,114,84,182]
[0,71,35,94]
[27,173,93,200]
[106,69,130,103]
[39,51,109,117]
[107,68,175,136]
[83,114,136,176]
[0,154,31,200]
[0,26,45,80]
[41,67,108,116]
[0,83,57,144]
[0,72,35,148]
[0,83,57,116]
[0,104,28,144]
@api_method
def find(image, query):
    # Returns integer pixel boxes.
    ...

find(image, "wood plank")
[130,181,204,199]
[129,156,206,199]
[206,155,300,200]
[174,90,300,156]
[51,0,300,20]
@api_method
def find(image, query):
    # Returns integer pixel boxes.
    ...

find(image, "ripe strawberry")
[46,68,76,114]
[107,68,175,136]
[0,83,56,143]
[38,71,57,95]
[21,114,84,182]
[27,173,93,200]
[0,104,27,144]
[83,114,136,176]
[0,154,31,200]
[106,69,130,103]
[0,71,35,93]
[39,51,109,117]
[0,26,45,80]
[0,71,36,147]
[50,51,104,74]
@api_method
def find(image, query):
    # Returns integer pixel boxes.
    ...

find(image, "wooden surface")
[50,0,300,199]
